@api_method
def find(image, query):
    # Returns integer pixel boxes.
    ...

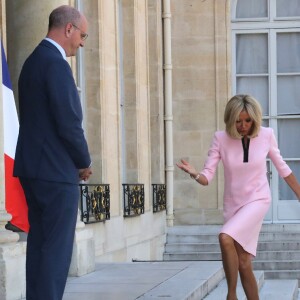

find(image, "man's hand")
[79,167,92,181]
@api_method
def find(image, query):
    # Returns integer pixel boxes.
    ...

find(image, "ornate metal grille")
[152,184,166,213]
[123,184,144,217]
[79,184,110,224]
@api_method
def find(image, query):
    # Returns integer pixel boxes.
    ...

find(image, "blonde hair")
[224,94,262,139]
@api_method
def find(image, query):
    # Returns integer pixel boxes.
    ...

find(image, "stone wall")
[172,0,231,225]
[2,0,166,266]
[1,0,234,265]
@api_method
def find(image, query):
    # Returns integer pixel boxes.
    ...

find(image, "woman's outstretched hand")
[284,173,300,201]
[176,159,208,185]
[176,159,198,178]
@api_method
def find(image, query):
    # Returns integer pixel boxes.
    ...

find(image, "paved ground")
[19,260,300,300]
[62,261,223,300]
[17,233,223,300]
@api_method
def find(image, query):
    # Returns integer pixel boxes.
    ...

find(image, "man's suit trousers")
[20,178,79,300]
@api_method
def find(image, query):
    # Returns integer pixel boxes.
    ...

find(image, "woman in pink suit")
[177,94,300,300]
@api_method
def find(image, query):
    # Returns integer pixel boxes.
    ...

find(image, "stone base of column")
[166,213,174,227]
[68,223,95,277]
[0,241,26,300]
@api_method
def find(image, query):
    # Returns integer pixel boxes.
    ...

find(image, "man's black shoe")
[5,221,24,232]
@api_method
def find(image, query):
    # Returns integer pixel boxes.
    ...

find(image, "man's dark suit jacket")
[14,40,91,183]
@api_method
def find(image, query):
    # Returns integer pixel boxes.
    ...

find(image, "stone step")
[258,241,300,251]
[166,234,219,244]
[256,251,300,260]
[164,225,300,284]
[203,271,264,300]
[166,224,300,235]
[253,260,300,270]
[264,271,300,287]
[258,232,300,242]
[165,243,221,253]
[260,224,300,233]
[259,279,298,300]
[167,232,300,244]
[165,241,300,253]
[138,261,224,300]
[167,225,221,235]
[204,272,298,300]
[163,252,221,261]
[263,270,300,281]
[164,250,300,261]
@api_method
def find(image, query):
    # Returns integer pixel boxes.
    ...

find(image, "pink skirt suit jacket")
[200,126,291,256]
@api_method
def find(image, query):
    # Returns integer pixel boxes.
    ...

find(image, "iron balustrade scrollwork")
[152,184,166,213]
[79,184,110,224]
[122,184,144,217]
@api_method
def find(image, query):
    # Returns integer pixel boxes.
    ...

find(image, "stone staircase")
[204,270,298,300]
[163,224,300,299]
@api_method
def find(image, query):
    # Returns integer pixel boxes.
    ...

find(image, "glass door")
[275,30,300,220]
[231,0,300,222]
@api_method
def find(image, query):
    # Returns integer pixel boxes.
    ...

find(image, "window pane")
[276,0,300,17]
[262,119,269,127]
[279,162,300,200]
[278,119,300,157]
[236,0,268,18]
[277,76,300,115]
[236,34,268,74]
[277,32,300,73]
[237,77,269,115]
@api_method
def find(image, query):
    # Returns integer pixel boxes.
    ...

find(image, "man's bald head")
[48,5,82,31]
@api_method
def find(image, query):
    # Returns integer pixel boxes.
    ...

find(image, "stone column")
[67,0,96,277]
[120,0,152,203]
[68,210,95,276]
[0,3,26,299]
[0,34,26,300]
[0,187,26,299]
[6,0,67,102]
[0,232,26,300]
[148,0,165,185]
[135,0,151,209]
[4,0,96,283]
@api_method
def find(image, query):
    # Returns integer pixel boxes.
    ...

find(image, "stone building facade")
[1,0,300,299]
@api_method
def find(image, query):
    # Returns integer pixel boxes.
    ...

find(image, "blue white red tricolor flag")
[2,41,29,232]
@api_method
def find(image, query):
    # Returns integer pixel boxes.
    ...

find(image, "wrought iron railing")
[152,184,166,213]
[79,184,110,224]
[122,184,144,217]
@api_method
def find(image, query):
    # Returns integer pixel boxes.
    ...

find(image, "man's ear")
[66,23,73,37]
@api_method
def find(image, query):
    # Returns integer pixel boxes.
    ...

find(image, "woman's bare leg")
[234,241,259,300]
[219,233,239,300]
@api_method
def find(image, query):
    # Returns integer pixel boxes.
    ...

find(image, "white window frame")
[231,0,300,28]
[231,0,300,223]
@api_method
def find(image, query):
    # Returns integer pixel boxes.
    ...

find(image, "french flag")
[2,42,29,232]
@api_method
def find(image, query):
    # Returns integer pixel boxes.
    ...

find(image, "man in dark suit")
[13,5,92,300]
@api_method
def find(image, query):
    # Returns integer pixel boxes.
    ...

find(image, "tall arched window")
[232,0,300,222]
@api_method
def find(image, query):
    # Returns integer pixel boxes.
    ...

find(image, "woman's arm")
[267,129,300,201]
[176,132,221,185]
[176,159,208,186]
[284,173,300,201]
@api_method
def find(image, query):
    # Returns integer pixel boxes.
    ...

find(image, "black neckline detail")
[241,137,250,163]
